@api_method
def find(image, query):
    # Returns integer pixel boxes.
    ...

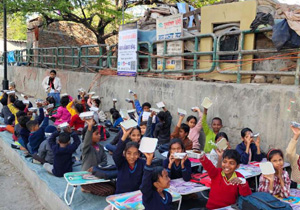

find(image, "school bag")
[238,192,293,210]
[98,125,110,141]
[92,165,118,179]
[190,173,212,187]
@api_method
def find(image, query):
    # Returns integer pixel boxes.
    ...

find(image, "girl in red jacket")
[69,103,85,132]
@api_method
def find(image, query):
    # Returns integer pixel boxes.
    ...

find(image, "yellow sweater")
[66,101,77,117]
[8,103,19,124]
[286,138,300,185]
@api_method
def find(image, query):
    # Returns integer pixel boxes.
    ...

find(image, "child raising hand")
[286,125,300,188]
[141,152,172,210]
[112,126,145,194]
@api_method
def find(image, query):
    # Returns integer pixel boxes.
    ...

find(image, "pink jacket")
[188,112,203,150]
[52,106,71,125]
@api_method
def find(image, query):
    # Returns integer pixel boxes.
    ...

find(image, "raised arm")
[82,119,95,156]
[113,127,133,168]
[144,112,155,138]
[164,108,172,128]
[194,108,203,132]
[140,153,155,203]
[250,136,263,162]
[66,100,76,116]
[170,125,180,139]
[87,97,93,108]
[40,116,49,131]
[69,131,81,153]
[134,94,142,114]
[199,154,219,179]
[171,115,184,139]
[7,95,18,115]
[37,107,45,125]
[286,126,300,162]
[48,130,60,150]
[201,110,210,135]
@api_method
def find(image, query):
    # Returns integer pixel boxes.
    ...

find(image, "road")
[0,147,45,210]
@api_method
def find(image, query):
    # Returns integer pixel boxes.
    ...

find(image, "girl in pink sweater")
[187,107,203,150]
[52,96,71,125]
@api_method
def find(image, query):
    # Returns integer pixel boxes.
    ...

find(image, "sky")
[278,0,300,4]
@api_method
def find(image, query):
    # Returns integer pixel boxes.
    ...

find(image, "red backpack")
[190,173,212,187]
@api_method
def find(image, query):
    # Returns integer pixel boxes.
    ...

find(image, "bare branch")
[102,30,118,40]
[77,0,87,20]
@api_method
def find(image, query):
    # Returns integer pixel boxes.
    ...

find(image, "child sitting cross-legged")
[80,118,116,196]
[32,125,57,164]
[26,113,49,154]
[199,149,252,209]
[43,126,80,177]
[141,152,172,210]
[51,96,71,126]
[68,100,85,133]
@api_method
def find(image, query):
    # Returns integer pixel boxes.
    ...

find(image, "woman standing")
[42,70,61,105]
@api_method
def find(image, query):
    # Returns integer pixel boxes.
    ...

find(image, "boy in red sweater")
[199,149,251,209]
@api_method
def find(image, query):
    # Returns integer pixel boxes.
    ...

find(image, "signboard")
[156,14,184,70]
[117,29,138,76]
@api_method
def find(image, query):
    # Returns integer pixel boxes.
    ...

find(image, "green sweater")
[202,114,216,153]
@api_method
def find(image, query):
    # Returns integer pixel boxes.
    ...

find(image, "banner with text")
[117,29,138,76]
[156,14,184,71]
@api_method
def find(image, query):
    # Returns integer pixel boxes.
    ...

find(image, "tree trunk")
[96,35,106,45]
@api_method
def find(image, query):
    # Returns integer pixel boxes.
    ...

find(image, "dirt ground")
[0,147,45,210]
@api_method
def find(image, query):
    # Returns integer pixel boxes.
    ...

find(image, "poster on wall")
[117,29,138,76]
[156,14,184,71]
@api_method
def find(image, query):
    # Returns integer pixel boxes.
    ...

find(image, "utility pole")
[122,0,125,25]
[2,0,9,90]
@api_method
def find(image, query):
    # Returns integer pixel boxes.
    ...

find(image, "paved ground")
[0,147,45,210]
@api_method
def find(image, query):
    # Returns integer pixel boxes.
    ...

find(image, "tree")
[1,0,220,44]
[0,13,27,40]
[1,0,162,44]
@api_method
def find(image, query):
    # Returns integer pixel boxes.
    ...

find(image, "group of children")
[0,80,299,210]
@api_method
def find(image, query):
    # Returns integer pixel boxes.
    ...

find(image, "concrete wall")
[6,66,300,153]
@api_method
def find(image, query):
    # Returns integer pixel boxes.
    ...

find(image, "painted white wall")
[0,40,27,54]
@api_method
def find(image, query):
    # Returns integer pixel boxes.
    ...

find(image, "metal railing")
[1,27,300,84]
[57,47,80,69]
